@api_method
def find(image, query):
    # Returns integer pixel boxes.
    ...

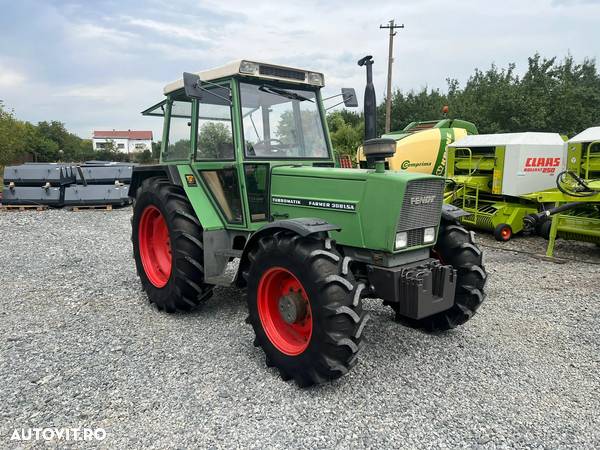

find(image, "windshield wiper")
[258,85,313,102]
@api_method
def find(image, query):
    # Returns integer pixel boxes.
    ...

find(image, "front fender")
[235,218,340,288]
[441,203,471,222]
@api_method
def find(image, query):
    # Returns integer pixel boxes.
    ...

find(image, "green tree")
[378,87,449,135]
[0,102,25,165]
[197,122,232,158]
[134,149,154,164]
[152,140,162,159]
[95,139,128,162]
[327,111,363,159]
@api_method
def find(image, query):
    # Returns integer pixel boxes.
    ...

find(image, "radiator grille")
[397,179,445,232]
[406,228,425,247]
[259,65,306,81]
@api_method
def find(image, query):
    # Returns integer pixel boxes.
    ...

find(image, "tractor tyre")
[538,220,552,240]
[244,231,368,387]
[393,221,487,332]
[493,223,513,241]
[132,176,213,312]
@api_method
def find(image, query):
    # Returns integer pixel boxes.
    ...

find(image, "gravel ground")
[1,208,599,449]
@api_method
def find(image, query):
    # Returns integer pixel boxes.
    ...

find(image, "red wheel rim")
[501,227,511,240]
[257,267,312,356]
[138,205,172,288]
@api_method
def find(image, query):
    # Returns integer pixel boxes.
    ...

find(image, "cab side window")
[164,100,192,161]
[196,85,234,160]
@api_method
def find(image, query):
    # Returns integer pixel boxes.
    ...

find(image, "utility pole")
[380,19,404,133]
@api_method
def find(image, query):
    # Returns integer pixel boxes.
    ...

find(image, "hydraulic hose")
[523,202,586,230]
[556,171,599,197]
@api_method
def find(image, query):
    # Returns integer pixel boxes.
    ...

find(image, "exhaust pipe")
[358,55,377,141]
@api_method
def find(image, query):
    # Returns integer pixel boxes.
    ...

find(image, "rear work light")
[307,72,324,86]
[239,61,259,75]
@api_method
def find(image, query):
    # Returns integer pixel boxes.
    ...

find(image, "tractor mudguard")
[235,218,340,288]
[441,203,471,221]
[128,165,182,198]
[256,218,340,237]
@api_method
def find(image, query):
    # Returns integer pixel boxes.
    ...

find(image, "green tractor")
[129,58,487,387]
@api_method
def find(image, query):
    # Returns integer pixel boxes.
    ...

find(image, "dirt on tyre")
[132,176,212,312]
[245,231,369,387]
[394,220,487,332]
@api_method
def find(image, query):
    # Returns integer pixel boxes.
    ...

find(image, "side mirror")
[341,88,358,107]
[183,72,203,99]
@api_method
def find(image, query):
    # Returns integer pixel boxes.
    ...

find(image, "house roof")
[93,130,153,140]
[569,126,600,143]
[449,132,564,148]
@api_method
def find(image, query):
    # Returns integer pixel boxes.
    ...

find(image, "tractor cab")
[141,60,352,228]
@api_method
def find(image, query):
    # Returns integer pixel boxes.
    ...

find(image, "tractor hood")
[269,165,445,253]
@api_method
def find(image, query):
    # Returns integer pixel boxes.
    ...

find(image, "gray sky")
[1,0,598,139]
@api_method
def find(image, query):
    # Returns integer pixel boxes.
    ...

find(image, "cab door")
[189,81,247,229]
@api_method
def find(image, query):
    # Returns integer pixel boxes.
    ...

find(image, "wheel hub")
[256,267,313,356]
[278,291,307,324]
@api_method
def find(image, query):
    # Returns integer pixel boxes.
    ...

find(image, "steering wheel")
[252,138,288,155]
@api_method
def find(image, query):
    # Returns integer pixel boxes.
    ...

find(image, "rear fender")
[130,164,223,231]
[128,165,182,198]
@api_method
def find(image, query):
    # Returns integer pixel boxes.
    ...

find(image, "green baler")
[522,127,600,255]
[445,132,567,241]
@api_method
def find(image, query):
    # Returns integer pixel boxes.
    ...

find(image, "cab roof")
[163,60,325,95]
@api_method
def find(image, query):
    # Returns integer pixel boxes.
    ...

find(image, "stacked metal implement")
[2,162,134,208]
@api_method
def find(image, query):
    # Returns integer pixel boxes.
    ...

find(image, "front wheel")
[393,221,487,331]
[245,231,369,387]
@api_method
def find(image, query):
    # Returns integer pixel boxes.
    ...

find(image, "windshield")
[239,82,329,159]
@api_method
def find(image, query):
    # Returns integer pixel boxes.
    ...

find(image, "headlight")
[423,227,436,243]
[307,72,324,86]
[239,60,259,75]
[395,232,408,249]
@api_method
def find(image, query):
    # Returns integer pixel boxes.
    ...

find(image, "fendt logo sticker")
[410,195,436,205]
[401,160,432,170]
[523,157,561,174]
[272,196,356,212]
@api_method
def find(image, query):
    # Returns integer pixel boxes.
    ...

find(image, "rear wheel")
[132,177,213,312]
[393,221,487,332]
[494,223,512,241]
[245,231,368,387]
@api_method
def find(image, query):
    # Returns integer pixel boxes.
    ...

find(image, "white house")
[92,130,153,154]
